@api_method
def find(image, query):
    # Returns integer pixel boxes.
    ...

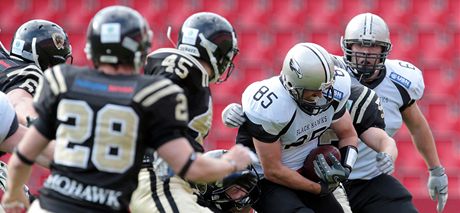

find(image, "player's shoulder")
[145,48,209,87]
[133,75,184,108]
[384,59,424,99]
[242,76,296,125]
[332,67,351,103]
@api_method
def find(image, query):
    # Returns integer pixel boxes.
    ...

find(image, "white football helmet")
[280,42,335,115]
[341,13,392,79]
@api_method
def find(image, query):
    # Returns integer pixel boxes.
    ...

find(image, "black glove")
[313,153,350,184]
[318,180,339,197]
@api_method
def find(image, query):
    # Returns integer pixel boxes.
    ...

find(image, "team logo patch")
[389,72,411,89]
[289,58,302,79]
[52,33,65,50]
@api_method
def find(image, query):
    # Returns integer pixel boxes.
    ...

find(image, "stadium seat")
[412,0,449,30]
[395,140,426,174]
[234,0,270,31]
[304,0,344,31]
[416,31,453,68]
[237,30,273,66]
[374,0,414,30]
[0,0,30,32]
[269,0,306,31]
[307,31,342,55]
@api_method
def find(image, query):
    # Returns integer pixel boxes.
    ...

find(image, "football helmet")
[280,43,335,115]
[85,6,152,73]
[177,12,238,83]
[10,19,73,70]
[196,149,260,212]
[341,13,392,79]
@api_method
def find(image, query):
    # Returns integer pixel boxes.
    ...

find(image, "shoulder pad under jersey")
[242,76,296,136]
[385,59,424,100]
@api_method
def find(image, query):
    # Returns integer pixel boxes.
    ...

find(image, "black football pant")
[252,178,344,213]
[343,174,419,213]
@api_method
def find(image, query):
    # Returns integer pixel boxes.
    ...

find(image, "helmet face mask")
[177,12,239,83]
[197,150,260,211]
[10,19,73,70]
[85,6,152,73]
[280,43,336,115]
[341,13,392,80]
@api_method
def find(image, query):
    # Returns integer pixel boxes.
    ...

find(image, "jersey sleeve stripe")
[141,84,183,107]
[133,79,172,103]
[350,86,374,124]
[44,68,60,95]
[356,89,375,123]
[53,66,68,93]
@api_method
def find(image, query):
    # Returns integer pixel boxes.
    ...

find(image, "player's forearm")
[185,156,237,183]
[263,164,320,194]
[6,154,33,195]
[6,90,37,126]
[410,123,441,168]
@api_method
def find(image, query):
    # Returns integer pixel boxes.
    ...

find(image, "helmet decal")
[100,23,121,43]
[289,58,302,79]
[52,33,65,50]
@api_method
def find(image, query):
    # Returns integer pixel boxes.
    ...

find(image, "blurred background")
[0,0,459,212]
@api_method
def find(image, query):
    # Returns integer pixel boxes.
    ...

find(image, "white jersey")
[237,69,351,175]
[334,56,425,179]
[0,92,17,142]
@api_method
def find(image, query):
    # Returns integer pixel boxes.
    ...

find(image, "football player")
[130,12,240,213]
[1,19,72,125]
[226,43,359,213]
[334,12,447,213]
[195,149,260,213]
[222,83,400,213]
[1,6,253,212]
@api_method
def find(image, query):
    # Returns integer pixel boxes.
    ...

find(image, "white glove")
[221,103,245,128]
[376,152,394,175]
[428,166,448,213]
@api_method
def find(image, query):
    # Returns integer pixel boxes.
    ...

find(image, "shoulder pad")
[385,59,424,100]
[332,68,351,113]
[241,77,296,136]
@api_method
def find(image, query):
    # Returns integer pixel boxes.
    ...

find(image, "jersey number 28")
[54,99,139,174]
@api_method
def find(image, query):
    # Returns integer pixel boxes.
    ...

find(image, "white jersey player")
[234,43,358,213]
[335,13,446,213]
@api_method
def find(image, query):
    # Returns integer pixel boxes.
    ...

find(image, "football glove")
[428,166,448,213]
[318,179,339,197]
[221,103,245,128]
[314,153,350,184]
[376,152,394,175]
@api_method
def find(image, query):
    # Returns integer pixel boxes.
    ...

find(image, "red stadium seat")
[412,0,449,30]
[237,30,273,66]
[374,0,414,30]
[270,0,307,31]
[303,0,343,31]
[307,31,342,55]
[234,0,270,31]
[395,140,426,174]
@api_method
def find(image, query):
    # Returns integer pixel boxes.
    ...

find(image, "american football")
[299,145,341,182]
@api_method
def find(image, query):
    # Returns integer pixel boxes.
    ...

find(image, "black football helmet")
[196,150,260,212]
[85,6,152,73]
[10,19,73,70]
[177,12,238,83]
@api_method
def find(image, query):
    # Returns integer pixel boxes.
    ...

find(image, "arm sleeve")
[3,65,43,96]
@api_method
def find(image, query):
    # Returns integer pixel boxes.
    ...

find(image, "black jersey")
[33,64,189,212]
[144,48,213,152]
[0,45,42,95]
[348,83,385,135]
